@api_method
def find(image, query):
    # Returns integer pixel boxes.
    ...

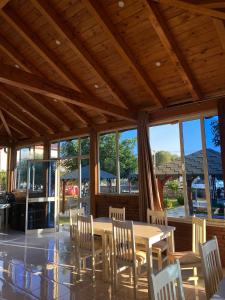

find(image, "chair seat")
[152,240,168,252]
[170,251,201,265]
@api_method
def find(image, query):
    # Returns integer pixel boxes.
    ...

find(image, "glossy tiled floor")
[0,227,206,300]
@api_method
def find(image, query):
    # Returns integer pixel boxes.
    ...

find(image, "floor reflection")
[0,229,206,299]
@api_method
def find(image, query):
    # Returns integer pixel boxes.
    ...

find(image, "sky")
[149,116,220,156]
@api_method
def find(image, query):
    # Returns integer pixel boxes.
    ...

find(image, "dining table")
[93,217,175,297]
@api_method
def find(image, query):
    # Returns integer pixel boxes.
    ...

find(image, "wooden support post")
[7,145,16,192]
[90,130,98,218]
[218,100,225,188]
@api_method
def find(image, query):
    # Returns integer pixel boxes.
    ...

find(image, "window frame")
[149,112,225,224]
[97,128,138,195]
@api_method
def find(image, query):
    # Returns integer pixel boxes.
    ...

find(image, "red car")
[65,185,79,196]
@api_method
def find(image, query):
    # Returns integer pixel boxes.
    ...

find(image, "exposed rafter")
[31,0,133,110]
[144,0,203,101]
[0,0,10,9]
[4,114,33,138]
[0,96,41,137]
[0,63,136,121]
[0,84,56,134]
[83,0,166,108]
[213,19,225,52]
[0,8,97,125]
[153,0,225,20]
[0,34,76,131]
[0,109,12,137]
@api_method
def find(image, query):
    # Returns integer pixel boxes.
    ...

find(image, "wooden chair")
[76,215,102,281]
[150,259,185,300]
[112,219,146,298]
[69,207,85,241]
[200,236,223,300]
[109,206,125,221]
[169,216,206,285]
[147,209,168,270]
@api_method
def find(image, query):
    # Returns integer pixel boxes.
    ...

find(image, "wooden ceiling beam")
[154,0,225,20]
[213,19,225,52]
[0,7,107,125]
[0,34,74,130]
[0,63,135,121]
[0,0,10,9]
[31,0,133,110]
[0,109,12,137]
[0,97,41,137]
[83,0,166,108]
[145,0,203,101]
[0,84,57,134]
[4,114,33,138]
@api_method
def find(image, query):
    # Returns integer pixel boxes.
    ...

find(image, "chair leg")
[92,256,96,283]
[193,267,198,286]
[157,251,163,271]
[133,264,137,299]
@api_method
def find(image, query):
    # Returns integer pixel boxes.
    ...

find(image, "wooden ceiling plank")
[5,114,32,137]
[0,96,41,137]
[145,0,203,101]
[155,0,225,20]
[0,0,9,9]
[83,0,166,108]
[0,34,73,130]
[0,109,12,137]
[31,0,133,110]
[0,84,56,134]
[0,7,97,125]
[213,19,225,52]
[0,63,136,121]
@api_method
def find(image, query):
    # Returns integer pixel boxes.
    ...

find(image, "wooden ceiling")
[0,0,225,142]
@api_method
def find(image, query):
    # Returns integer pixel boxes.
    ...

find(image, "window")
[50,136,90,212]
[15,145,44,190]
[0,148,8,192]
[98,129,138,194]
[149,115,224,220]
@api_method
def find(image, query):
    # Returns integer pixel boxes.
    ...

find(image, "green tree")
[119,138,137,178]
[155,151,179,167]
[211,119,220,147]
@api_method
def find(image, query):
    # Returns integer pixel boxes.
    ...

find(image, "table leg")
[147,240,153,300]
[102,232,109,282]
[168,230,175,254]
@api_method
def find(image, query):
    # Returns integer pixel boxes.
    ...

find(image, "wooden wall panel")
[169,220,225,267]
[95,194,139,221]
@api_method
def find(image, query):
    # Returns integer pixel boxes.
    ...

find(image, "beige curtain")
[138,111,162,221]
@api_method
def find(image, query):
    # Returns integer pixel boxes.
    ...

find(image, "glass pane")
[150,123,185,218]
[0,148,7,192]
[183,119,208,218]
[81,137,90,156]
[50,143,58,158]
[34,145,44,159]
[28,161,45,195]
[20,148,31,161]
[81,159,90,198]
[60,139,79,158]
[60,158,79,215]
[204,116,224,219]
[99,133,117,193]
[119,129,138,194]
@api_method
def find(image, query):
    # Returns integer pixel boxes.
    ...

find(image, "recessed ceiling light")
[22,109,26,113]
[55,39,61,45]
[53,99,58,102]
[155,61,161,67]
[94,84,99,89]
[14,64,20,68]
[118,1,125,8]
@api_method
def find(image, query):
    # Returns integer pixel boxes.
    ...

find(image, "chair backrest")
[69,207,85,226]
[200,236,223,299]
[147,209,168,226]
[77,215,94,253]
[112,219,135,265]
[192,216,206,255]
[109,206,125,221]
[150,259,185,300]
